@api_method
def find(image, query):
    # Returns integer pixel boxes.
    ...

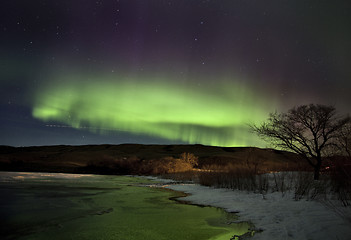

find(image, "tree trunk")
[313,158,322,180]
[313,166,320,180]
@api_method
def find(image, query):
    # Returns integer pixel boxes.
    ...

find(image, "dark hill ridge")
[0,144,306,174]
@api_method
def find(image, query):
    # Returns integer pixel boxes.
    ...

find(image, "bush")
[180,152,199,167]
[138,156,194,175]
[329,157,351,206]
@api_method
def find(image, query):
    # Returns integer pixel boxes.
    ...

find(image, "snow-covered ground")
[162,183,351,240]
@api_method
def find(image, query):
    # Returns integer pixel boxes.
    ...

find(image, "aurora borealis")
[1,0,351,147]
[32,74,274,146]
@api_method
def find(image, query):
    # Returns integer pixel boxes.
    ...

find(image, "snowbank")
[164,183,351,240]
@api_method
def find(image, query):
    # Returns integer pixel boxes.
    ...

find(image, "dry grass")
[166,158,351,205]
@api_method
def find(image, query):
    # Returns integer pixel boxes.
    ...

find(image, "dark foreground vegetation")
[1,144,350,205]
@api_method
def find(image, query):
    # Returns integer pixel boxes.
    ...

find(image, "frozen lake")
[0,172,250,240]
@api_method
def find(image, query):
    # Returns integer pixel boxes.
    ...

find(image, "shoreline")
[160,182,351,240]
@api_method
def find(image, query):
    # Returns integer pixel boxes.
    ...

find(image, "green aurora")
[32,74,276,147]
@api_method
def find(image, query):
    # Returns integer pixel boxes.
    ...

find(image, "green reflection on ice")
[0,172,251,240]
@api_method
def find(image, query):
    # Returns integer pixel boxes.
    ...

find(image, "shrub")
[180,152,199,167]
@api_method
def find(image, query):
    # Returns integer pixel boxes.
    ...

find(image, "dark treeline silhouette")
[0,144,304,175]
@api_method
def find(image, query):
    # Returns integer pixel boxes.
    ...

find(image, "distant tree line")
[84,152,199,175]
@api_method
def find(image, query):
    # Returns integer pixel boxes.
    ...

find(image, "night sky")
[1,0,350,147]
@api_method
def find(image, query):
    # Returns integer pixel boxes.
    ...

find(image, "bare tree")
[251,104,349,180]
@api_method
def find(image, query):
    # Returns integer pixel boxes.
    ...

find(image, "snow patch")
[165,183,351,240]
